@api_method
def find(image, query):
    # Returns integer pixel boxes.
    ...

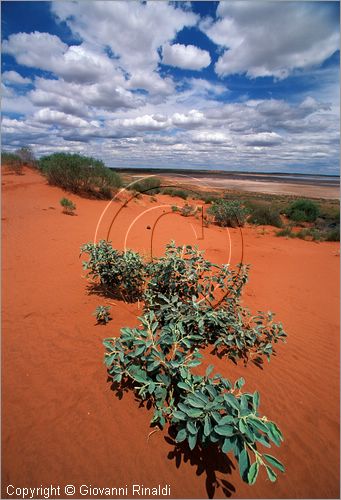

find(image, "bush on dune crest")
[81,240,287,486]
[2,147,37,174]
[39,153,122,199]
[1,152,24,175]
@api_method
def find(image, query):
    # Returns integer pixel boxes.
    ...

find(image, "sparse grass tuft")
[60,197,76,215]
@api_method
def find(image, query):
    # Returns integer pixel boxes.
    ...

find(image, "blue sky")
[1,1,340,174]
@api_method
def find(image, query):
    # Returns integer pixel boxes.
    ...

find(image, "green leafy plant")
[60,197,76,215]
[81,240,287,485]
[104,309,285,485]
[93,305,112,324]
[208,200,249,227]
[145,243,286,365]
[286,199,320,223]
[80,240,146,302]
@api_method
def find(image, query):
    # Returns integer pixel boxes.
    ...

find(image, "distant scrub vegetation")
[127,176,161,195]
[38,153,122,199]
[162,187,188,199]
[208,199,249,227]
[275,199,339,242]
[286,199,320,223]
[247,202,282,228]
[2,146,339,242]
[2,146,37,174]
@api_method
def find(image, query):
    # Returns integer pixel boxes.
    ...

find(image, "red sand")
[2,168,340,498]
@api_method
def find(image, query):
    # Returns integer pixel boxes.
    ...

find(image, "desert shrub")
[1,151,23,174]
[208,200,248,227]
[248,204,282,228]
[104,312,284,484]
[180,204,196,217]
[131,177,161,195]
[145,243,286,364]
[171,205,179,212]
[101,241,286,485]
[276,227,295,238]
[39,153,122,198]
[295,228,323,241]
[60,197,76,215]
[98,186,113,200]
[325,228,340,242]
[286,199,320,223]
[15,146,37,167]
[93,305,111,324]
[172,189,188,199]
[80,240,146,302]
[201,194,218,204]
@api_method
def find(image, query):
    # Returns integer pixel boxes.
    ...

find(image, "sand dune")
[2,168,340,498]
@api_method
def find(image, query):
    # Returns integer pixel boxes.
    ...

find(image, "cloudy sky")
[1,1,340,174]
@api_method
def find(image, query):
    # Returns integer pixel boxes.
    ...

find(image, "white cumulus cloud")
[2,70,31,85]
[201,1,339,79]
[162,43,211,70]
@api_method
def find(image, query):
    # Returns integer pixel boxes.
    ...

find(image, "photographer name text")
[7,483,171,498]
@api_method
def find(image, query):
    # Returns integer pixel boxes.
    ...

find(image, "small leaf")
[238,448,250,481]
[175,428,187,443]
[247,462,259,485]
[206,385,218,399]
[253,391,260,409]
[188,432,197,450]
[187,396,206,408]
[267,422,283,446]
[187,408,203,418]
[177,381,191,391]
[265,466,277,482]
[204,415,212,437]
[239,419,247,434]
[248,416,268,433]
[172,410,186,421]
[263,454,285,473]
[224,393,240,411]
[215,425,235,437]
[186,420,197,435]
[222,437,234,453]
[134,345,145,356]
[235,377,245,390]
[219,415,234,425]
